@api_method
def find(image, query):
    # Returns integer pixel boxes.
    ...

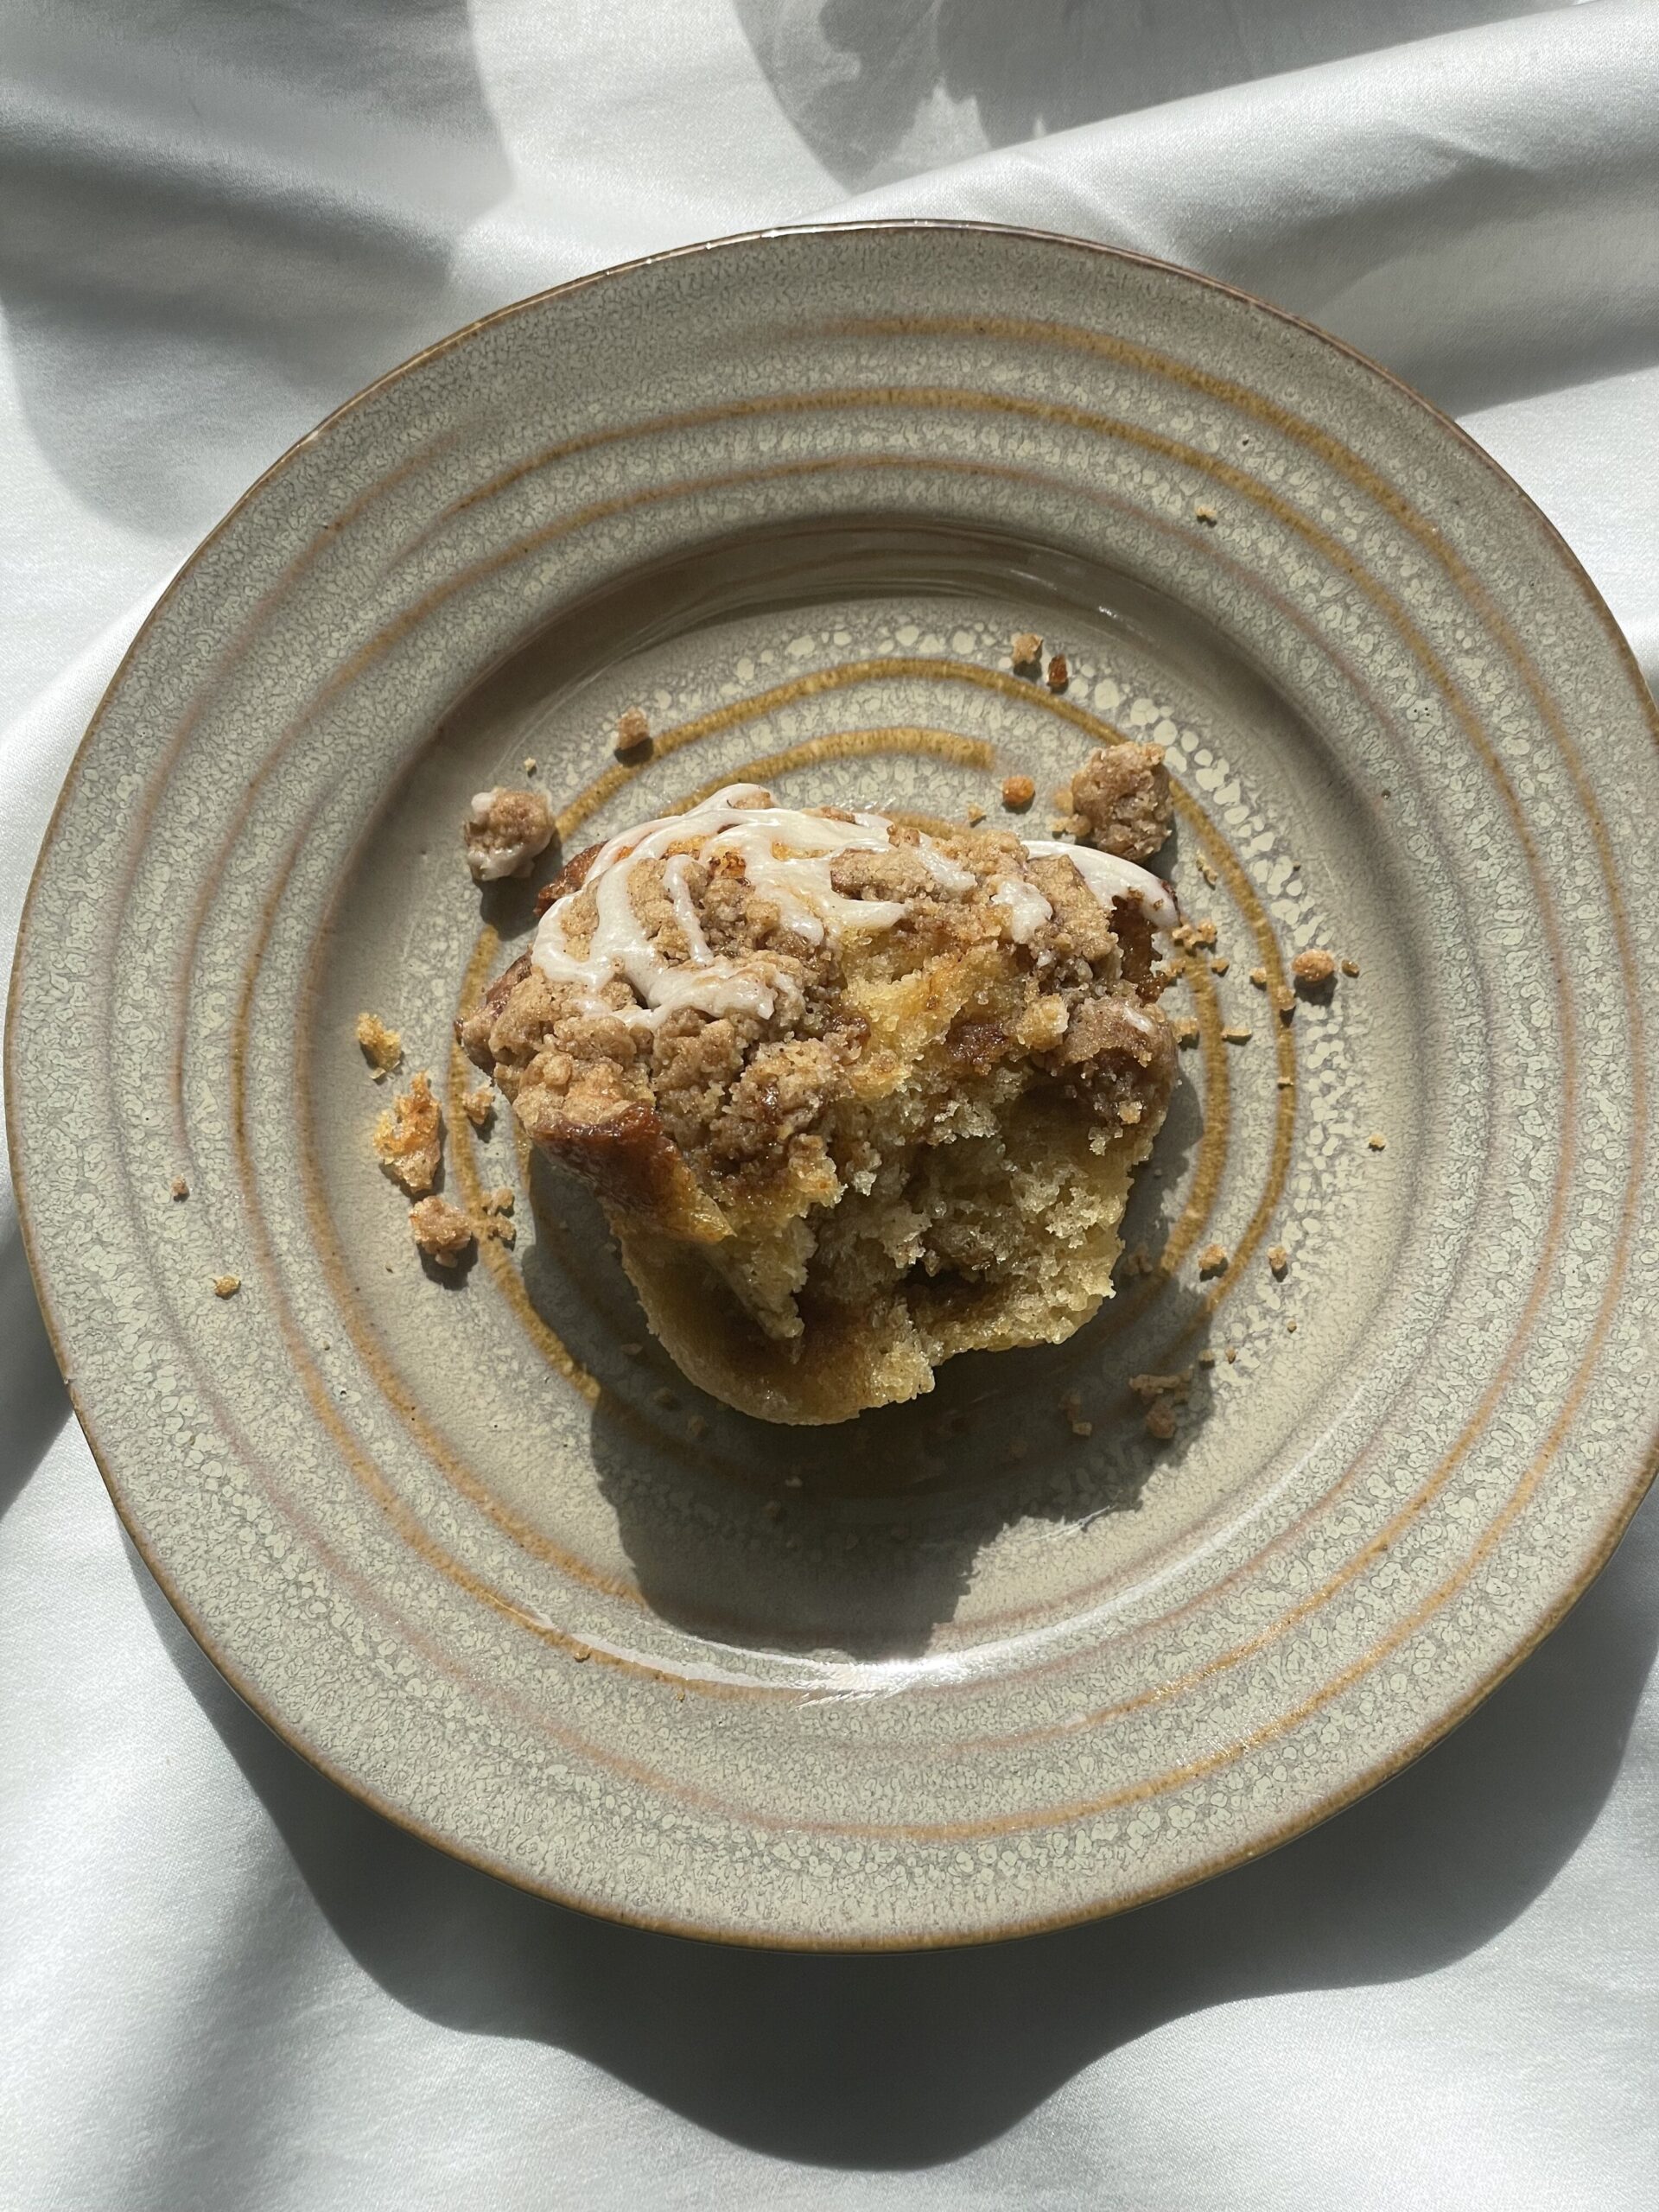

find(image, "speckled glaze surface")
[8,225,1658,1948]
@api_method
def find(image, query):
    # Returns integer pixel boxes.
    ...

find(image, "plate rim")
[8,218,1657,1952]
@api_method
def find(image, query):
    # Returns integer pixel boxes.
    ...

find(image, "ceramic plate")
[9,225,1657,1948]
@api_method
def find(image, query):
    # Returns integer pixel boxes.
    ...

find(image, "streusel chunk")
[463,786,556,883]
[1057,742,1173,864]
[372,1071,443,1195]
[409,1195,474,1265]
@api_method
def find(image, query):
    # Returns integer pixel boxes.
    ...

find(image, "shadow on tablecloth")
[130,1481,1658,2171]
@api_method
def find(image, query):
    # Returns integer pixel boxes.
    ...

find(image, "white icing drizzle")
[1024,840,1179,931]
[534,785,921,1027]
[531,784,1176,1027]
[991,876,1052,944]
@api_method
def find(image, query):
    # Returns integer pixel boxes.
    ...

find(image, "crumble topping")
[372,1071,443,1195]
[1292,947,1338,995]
[409,1195,474,1266]
[460,1084,495,1129]
[355,1011,404,1079]
[1055,741,1172,864]
[458,763,1179,1421]
[614,709,652,759]
[463,786,556,884]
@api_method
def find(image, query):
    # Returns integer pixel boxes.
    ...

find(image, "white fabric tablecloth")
[3,3,1656,2204]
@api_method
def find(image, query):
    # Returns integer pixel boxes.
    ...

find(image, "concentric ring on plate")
[8,223,1656,1948]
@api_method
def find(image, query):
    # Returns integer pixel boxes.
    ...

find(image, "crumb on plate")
[463,787,556,883]
[1197,1242,1229,1278]
[1001,773,1035,811]
[1292,947,1338,995]
[212,1274,240,1299]
[170,1176,189,1201]
[615,708,652,758]
[460,1084,495,1128]
[355,1011,403,1078]
[1267,1243,1289,1279]
[1045,652,1069,692]
[1054,742,1171,862]
[1011,630,1043,670]
[409,1196,474,1266]
[372,1071,443,1195]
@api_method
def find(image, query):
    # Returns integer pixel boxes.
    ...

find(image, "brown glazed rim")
[7,220,1657,1953]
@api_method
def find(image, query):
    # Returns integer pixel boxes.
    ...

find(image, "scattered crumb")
[1173,1015,1200,1046]
[615,708,652,758]
[1292,947,1338,994]
[478,1185,516,1245]
[1011,630,1043,670]
[1194,501,1218,525]
[653,1386,681,1409]
[1249,967,1268,989]
[372,1071,443,1195]
[460,1084,495,1129]
[783,1473,803,1488]
[1001,774,1036,811]
[1198,1350,1217,1368]
[1058,1388,1091,1437]
[1277,1074,1295,1089]
[1267,1243,1289,1279]
[1287,1319,1299,1334]
[1225,1345,1238,1363]
[688,1414,709,1441]
[524,756,537,774]
[573,1648,591,1662]
[620,1342,645,1357]
[1119,1243,1154,1280]
[1368,1131,1388,1152]
[1144,1401,1179,1440]
[1210,956,1230,976]
[1273,987,1296,1020]
[1341,957,1361,977]
[409,1196,474,1266]
[170,1176,189,1201]
[963,801,987,825]
[355,1011,403,1079]
[212,1274,241,1300]
[1197,1243,1229,1278]
[1221,1025,1253,1045]
[462,786,556,883]
[1045,652,1070,692]
[1195,854,1218,887]
[1129,1370,1191,1401]
[1170,916,1218,952]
